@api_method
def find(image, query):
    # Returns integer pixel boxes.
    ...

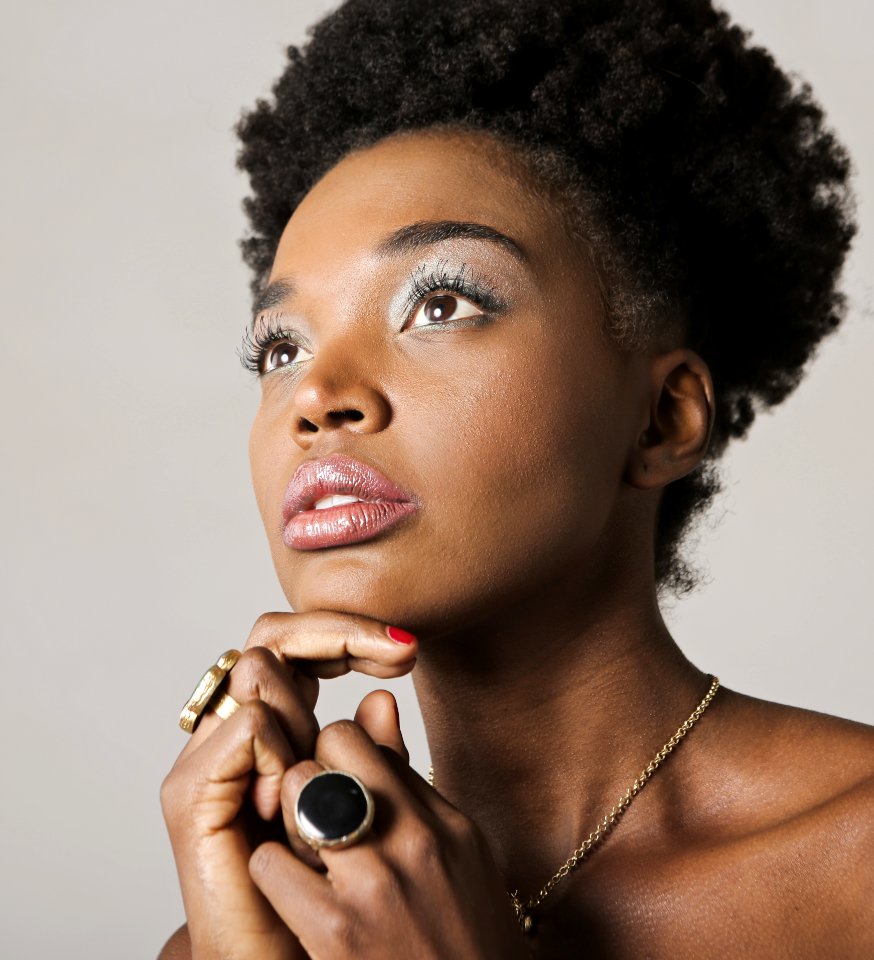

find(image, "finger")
[310,720,424,832]
[246,611,418,679]
[277,760,333,870]
[305,721,439,884]
[207,646,320,754]
[312,719,445,825]
[354,689,409,764]
[279,757,393,887]
[249,841,336,947]
[296,655,417,681]
[182,648,320,761]
[168,701,296,827]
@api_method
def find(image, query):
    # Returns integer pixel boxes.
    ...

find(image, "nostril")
[327,409,365,423]
[299,410,365,432]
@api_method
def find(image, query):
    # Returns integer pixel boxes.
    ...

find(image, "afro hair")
[236,0,856,596]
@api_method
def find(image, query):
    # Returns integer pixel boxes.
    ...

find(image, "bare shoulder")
[566,689,874,958]
[711,688,874,801]
[688,689,874,953]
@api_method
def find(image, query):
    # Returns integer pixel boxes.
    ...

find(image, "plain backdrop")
[1,1,871,957]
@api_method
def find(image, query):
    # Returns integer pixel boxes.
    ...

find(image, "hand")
[160,612,419,960]
[249,690,531,960]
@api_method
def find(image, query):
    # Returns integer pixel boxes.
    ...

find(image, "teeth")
[313,494,364,510]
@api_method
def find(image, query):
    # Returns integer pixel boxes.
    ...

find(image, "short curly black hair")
[236,0,856,597]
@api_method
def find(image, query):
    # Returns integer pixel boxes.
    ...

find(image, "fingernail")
[386,625,417,645]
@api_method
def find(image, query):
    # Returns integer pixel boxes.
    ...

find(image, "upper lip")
[282,454,418,522]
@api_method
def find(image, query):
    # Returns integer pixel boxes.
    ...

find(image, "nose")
[290,356,392,448]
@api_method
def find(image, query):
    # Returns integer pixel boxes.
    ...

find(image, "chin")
[279,561,402,619]
[279,577,462,641]
[272,538,504,636]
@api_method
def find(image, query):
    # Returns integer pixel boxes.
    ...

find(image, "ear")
[624,348,714,489]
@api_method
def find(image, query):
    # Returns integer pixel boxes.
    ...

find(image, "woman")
[160,0,874,956]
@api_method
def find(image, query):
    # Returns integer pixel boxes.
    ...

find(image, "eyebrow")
[253,277,294,318]
[251,219,526,323]
[374,219,527,262]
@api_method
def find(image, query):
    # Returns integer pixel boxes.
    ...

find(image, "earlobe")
[625,349,714,490]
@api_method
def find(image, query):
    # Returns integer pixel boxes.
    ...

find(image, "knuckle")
[404,823,443,866]
[323,908,356,950]
[348,619,373,655]
[238,645,277,679]
[355,857,397,903]
[241,698,275,731]
[323,613,367,659]
[248,612,283,649]
[318,718,361,749]
[229,653,257,689]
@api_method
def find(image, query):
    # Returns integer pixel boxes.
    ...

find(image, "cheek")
[394,332,632,606]
[248,405,285,535]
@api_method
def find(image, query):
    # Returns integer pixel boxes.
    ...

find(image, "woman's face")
[248,128,651,636]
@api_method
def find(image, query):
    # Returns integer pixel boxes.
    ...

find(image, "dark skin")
[160,128,874,959]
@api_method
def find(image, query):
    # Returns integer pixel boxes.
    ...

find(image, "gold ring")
[178,649,242,734]
[208,687,241,721]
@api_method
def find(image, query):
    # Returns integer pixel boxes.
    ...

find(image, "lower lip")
[283,500,418,550]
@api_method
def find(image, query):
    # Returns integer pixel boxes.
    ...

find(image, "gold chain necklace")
[428,674,720,935]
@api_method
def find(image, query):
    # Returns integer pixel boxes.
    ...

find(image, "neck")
[411,567,708,898]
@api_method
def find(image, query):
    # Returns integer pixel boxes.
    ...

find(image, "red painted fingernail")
[386,626,417,645]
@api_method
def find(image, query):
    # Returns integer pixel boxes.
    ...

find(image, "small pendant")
[509,891,536,935]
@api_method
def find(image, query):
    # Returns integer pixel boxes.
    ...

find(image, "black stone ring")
[294,770,375,851]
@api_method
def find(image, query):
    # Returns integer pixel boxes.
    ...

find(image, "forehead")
[268,129,574,280]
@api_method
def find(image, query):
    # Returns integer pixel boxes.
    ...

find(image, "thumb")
[354,689,410,764]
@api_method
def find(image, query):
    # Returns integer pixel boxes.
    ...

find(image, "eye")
[238,319,313,377]
[408,293,484,329]
[262,340,311,373]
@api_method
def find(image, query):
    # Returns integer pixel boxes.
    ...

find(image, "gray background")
[1,1,871,957]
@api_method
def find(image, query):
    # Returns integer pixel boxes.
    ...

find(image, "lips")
[281,454,419,550]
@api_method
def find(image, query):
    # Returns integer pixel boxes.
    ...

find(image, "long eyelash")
[236,264,504,374]
[237,313,303,376]
[403,260,505,319]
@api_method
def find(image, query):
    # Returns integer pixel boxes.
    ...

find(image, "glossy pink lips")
[281,454,419,550]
